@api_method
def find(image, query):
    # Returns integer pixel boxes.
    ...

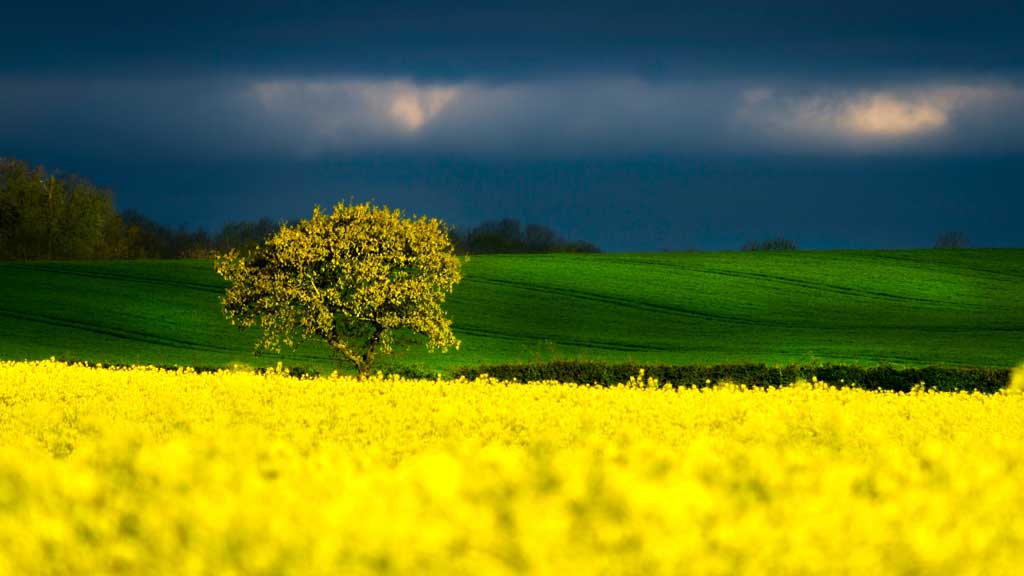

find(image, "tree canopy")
[0,157,128,260]
[215,202,461,376]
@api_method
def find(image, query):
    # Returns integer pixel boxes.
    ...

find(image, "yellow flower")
[0,359,1021,575]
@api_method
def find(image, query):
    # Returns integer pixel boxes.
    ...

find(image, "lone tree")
[215,201,461,377]
[935,231,969,249]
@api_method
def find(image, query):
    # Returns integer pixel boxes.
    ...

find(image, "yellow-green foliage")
[215,202,461,376]
[1007,363,1024,393]
[2,361,1024,574]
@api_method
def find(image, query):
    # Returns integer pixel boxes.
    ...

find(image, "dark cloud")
[0,76,258,160]
[4,74,1023,160]
[5,2,1023,159]
[2,1,1022,250]
[4,2,1022,79]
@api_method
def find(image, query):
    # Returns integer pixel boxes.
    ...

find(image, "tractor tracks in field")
[0,307,236,354]
[4,263,224,294]
[600,256,987,310]
[856,252,1024,282]
[464,276,771,327]
[461,274,1023,335]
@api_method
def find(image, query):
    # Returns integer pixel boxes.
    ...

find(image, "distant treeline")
[449,218,600,255]
[1,158,127,260]
[0,157,280,260]
[740,234,970,251]
[741,237,798,252]
[119,211,279,259]
[1,158,600,260]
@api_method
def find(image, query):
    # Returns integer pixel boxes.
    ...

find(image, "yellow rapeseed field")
[1,360,1023,575]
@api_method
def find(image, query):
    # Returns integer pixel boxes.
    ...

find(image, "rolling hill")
[2,249,1022,374]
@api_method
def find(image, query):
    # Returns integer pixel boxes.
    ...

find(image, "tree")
[465,218,524,254]
[742,237,798,252]
[449,218,601,254]
[524,223,560,253]
[215,201,462,377]
[935,231,969,249]
[215,217,280,254]
[0,157,129,260]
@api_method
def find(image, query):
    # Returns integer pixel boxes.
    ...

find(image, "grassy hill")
[2,249,1022,374]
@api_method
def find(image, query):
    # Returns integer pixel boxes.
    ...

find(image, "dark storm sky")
[2,1,1023,251]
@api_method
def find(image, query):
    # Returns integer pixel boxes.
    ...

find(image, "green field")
[2,249,1022,374]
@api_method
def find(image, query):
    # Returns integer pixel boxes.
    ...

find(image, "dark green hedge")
[45,357,1012,392]
[452,360,1011,393]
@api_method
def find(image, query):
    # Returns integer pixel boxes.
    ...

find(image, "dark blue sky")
[2,1,1022,251]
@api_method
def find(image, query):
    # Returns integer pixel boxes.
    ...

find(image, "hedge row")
[40,357,1013,392]
[451,360,1012,393]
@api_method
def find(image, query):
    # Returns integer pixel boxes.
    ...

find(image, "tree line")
[2,157,970,259]
[1,158,127,260]
[1,158,601,260]
[741,237,799,252]
[448,218,600,255]
[0,157,281,260]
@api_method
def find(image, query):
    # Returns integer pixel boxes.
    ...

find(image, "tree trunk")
[330,325,384,380]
